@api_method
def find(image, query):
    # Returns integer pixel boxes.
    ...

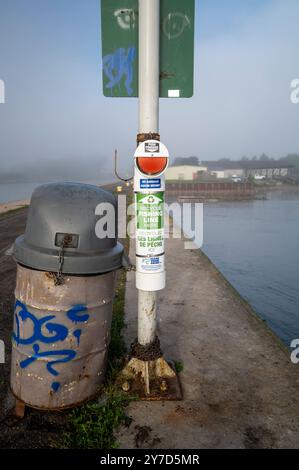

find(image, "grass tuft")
[64,388,132,449]
[174,361,184,373]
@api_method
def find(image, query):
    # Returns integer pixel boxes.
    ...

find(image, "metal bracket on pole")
[120,358,182,400]
[119,340,182,400]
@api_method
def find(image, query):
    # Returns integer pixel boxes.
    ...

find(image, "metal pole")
[138,0,160,133]
[138,289,157,345]
[137,0,160,346]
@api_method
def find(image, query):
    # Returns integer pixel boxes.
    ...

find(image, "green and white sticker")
[136,192,164,257]
[136,193,164,230]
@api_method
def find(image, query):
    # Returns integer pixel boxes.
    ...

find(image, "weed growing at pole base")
[174,361,184,373]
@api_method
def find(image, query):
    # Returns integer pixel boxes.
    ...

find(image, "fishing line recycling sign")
[136,193,165,272]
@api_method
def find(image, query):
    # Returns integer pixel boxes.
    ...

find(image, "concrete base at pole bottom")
[119,354,182,400]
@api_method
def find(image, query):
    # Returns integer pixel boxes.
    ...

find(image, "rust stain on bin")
[10,264,116,410]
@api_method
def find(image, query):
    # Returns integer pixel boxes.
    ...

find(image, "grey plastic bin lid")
[13,182,124,275]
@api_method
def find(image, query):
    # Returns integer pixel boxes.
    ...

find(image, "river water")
[201,190,299,347]
[0,179,113,203]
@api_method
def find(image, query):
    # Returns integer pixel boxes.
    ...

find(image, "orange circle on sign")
[136,157,168,176]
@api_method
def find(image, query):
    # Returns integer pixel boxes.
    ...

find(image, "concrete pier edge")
[194,246,291,356]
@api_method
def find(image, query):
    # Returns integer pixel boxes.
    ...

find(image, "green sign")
[136,193,164,230]
[136,192,164,257]
[101,0,195,98]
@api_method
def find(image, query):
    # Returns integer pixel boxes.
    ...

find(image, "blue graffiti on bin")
[103,46,136,96]
[13,301,68,345]
[20,343,76,375]
[67,304,89,324]
[12,300,90,392]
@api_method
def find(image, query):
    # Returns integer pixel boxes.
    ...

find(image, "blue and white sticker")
[137,255,164,273]
[140,178,161,189]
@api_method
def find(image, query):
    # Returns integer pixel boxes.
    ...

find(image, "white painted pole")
[138,289,157,346]
[138,0,160,133]
[137,0,160,346]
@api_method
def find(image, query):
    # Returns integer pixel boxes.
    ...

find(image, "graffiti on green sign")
[113,8,137,30]
[162,12,192,40]
[103,46,137,96]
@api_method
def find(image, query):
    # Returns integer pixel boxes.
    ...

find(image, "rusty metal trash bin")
[10,182,124,410]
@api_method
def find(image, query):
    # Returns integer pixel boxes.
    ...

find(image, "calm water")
[0,179,113,203]
[0,181,45,203]
[201,190,299,347]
